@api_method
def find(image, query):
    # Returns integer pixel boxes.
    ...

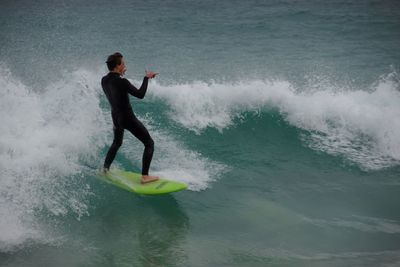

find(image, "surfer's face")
[116,59,127,75]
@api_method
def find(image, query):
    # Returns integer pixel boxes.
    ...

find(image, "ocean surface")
[1,0,400,266]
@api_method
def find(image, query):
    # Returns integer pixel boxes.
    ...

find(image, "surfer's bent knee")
[146,137,154,149]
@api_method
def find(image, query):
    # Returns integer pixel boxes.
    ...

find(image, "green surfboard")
[98,169,187,195]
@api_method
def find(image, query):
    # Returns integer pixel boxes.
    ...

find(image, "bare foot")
[141,175,159,184]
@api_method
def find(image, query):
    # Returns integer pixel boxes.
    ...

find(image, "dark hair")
[106,52,123,71]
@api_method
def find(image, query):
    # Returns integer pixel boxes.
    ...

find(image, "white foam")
[0,65,107,251]
[149,72,400,170]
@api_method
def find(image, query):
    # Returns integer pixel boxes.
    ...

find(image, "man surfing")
[101,52,159,184]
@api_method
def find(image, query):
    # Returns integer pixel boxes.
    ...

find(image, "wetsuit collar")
[109,71,121,77]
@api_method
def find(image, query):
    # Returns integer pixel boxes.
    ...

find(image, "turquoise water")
[1,0,400,266]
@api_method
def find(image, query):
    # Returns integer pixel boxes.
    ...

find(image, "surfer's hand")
[145,70,158,79]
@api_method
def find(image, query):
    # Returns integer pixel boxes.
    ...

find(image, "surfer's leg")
[124,116,156,177]
[104,126,124,169]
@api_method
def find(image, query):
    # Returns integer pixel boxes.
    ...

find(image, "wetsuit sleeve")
[121,77,149,99]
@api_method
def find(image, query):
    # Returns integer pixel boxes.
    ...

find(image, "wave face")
[1,65,399,252]
[149,71,400,170]
[1,63,400,265]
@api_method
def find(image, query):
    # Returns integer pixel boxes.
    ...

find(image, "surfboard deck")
[98,169,187,195]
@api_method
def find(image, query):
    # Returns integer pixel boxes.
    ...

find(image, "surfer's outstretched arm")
[122,71,158,99]
[122,77,148,99]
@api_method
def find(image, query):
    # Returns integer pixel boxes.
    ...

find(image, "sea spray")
[0,66,107,251]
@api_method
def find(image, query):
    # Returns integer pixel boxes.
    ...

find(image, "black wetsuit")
[101,72,154,175]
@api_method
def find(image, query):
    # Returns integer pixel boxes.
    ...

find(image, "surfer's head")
[106,52,126,75]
